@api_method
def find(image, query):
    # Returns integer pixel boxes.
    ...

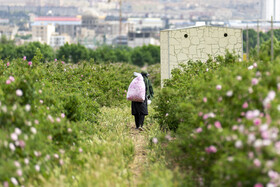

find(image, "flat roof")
[161,25,242,32]
[35,17,81,22]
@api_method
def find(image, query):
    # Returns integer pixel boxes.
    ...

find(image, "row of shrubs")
[0,50,139,186]
[155,52,280,186]
[0,37,160,67]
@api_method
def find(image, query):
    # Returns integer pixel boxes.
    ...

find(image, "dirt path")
[129,124,148,186]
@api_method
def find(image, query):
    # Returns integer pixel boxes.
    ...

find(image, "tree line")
[2,28,280,66]
[0,36,160,67]
[243,29,280,61]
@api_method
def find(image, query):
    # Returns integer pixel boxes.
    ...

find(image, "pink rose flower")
[152,137,158,144]
[268,170,279,179]
[251,78,259,85]
[6,62,10,66]
[261,131,269,139]
[253,118,261,126]
[254,159,261,167]
[232,125,238,130]
[28,61,32,66]
[196,127,203,133]
[216,85,222,90]
[18,140,26,149]
[275,141,280,149]
[23,56,26,60]
[205,145,217,153]
[9,76,15,82]
[203,97,207,103]
[242,102,248,109]
[214,121,222,129]
[6,80,11,85]
[203,114,209,120]
[248,152,254,159]
[254,183,263,187]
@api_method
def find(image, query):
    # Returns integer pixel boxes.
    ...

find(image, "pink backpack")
[126,72,146,102]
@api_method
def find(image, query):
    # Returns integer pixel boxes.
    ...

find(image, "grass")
[35,105,185,187]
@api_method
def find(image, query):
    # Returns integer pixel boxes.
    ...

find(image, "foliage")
[0,55,139,186]
[130,45,160,67]
[0,36,160,67]
[89,45,131,64]
[147,63,161,88]
[16,42,55,62]
[243,29,280,52]
[155,53,280,186]
[0,39,55,62]
[56,43,89,63]
[15,34,32,40]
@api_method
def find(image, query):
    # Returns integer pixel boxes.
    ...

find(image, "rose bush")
[155,52,280,186]
[0,52,138,186]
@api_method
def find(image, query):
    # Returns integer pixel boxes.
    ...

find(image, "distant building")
[26,0,44,6]
[33,17,82,38]
[98,21,130,36]
[261,0,280,21]
[82,12,99,30]
[0,25,18,40]
[25,0,64,6]
[0,0,24,6]
[0,6,79,17]
[78,27,96,39]
[50,33,71,48]
[0,19,9,25]
[127,18,164,31]
[127,31,160,48]
[112,35,128,46]
[32,23,55,45]
[44,0,64,7]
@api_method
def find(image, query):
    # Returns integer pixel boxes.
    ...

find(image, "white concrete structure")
[32,24,55,45]
[0,25,18,40]
[128,37,159,48]
[127,18,164,31]
[261,0,280,21]
[160,26,243,86]
[50,33,71,48]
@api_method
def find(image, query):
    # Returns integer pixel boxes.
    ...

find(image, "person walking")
[131,71,154,131]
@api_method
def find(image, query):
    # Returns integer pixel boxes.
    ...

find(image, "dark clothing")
[134,114,145,128]
[143,75,154,100]
[132,97,148,115]
[131,72,154,128]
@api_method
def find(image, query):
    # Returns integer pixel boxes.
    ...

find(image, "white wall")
[128,37,159,48]
[32,24,55,45]
[263,0,280,21]
[160,26,243,86]
[50,35,71,48]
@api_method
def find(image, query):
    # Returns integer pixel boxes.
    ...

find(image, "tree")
[258,37,280,62]
[131,47,145,67]
[16,42,54,62]
[57,43,89,63]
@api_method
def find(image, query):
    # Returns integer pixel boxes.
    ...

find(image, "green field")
[1,49,280,187]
